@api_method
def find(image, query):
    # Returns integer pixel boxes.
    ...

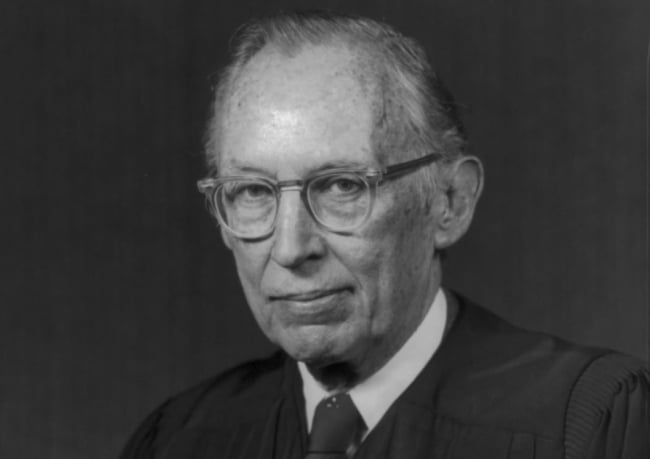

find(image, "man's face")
[217,45,439,374]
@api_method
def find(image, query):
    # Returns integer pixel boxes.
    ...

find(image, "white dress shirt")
[298,288,447,434]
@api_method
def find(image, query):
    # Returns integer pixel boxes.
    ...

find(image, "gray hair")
[204,11,467,198]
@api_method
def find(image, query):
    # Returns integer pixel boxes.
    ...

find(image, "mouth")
[270,287,350,302]
[268,287,352,323]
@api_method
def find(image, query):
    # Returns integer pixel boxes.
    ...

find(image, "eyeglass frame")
[197,152,439,240]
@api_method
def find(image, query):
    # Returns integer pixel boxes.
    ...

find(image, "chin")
[282,340,337,365]
[277,326,355,367]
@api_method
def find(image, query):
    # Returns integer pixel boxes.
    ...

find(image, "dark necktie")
[305,393,367,459]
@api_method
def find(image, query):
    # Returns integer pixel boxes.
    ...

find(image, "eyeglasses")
[197,153,438,239]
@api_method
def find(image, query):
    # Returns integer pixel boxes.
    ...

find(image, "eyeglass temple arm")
[382,153,438,179]
[196,153,439,190]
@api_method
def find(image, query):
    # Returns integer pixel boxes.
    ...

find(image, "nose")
[270,189,326,269]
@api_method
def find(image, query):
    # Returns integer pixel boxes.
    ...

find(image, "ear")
[433,156,484,250]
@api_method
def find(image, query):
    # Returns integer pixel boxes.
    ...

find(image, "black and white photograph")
[3,1,648,458]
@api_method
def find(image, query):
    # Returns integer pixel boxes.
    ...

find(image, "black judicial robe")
[121,294,649,459]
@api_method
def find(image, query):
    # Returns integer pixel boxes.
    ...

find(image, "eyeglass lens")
[215,173,372,237]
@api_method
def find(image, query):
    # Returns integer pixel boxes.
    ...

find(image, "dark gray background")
[3,1,648,458]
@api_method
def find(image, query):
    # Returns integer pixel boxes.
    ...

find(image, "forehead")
[231,43,374,113]
[218,45,380,174]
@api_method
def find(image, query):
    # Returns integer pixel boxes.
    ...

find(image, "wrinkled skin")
[217,45,443,386]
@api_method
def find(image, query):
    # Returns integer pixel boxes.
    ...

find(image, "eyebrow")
[222,158,378,177]
[311,159,376,172]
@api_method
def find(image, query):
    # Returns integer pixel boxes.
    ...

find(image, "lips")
[268,287,351,323]
[269,287,349,302]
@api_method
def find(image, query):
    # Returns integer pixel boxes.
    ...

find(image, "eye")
[313,174,366,198]
[331,177,362,193]
[241,184,271,199]
[222,181,274,204]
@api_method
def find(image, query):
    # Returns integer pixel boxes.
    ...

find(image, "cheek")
[230,244,279,337]
[356,199,432,306]
[392,206,434,280]
[367,196,430,262]
[230,242,270,300]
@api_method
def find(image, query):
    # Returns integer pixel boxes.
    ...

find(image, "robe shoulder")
[565,351,649,459]
[119,351,289,459]
[424,294,649,458]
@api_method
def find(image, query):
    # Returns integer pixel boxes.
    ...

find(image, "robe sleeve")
[119,400,169,459]
[119,394,197,459]
[564,353,649,459]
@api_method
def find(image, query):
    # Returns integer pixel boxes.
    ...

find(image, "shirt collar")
[298,288,447,433]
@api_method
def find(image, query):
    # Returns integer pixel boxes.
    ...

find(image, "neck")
[307,262,442,391]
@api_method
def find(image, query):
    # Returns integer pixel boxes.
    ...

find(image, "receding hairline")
[237,41,378,100]
[204,12,467,184]
[211,38,402,168]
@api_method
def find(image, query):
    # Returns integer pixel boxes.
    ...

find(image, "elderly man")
[121,12,648,459]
